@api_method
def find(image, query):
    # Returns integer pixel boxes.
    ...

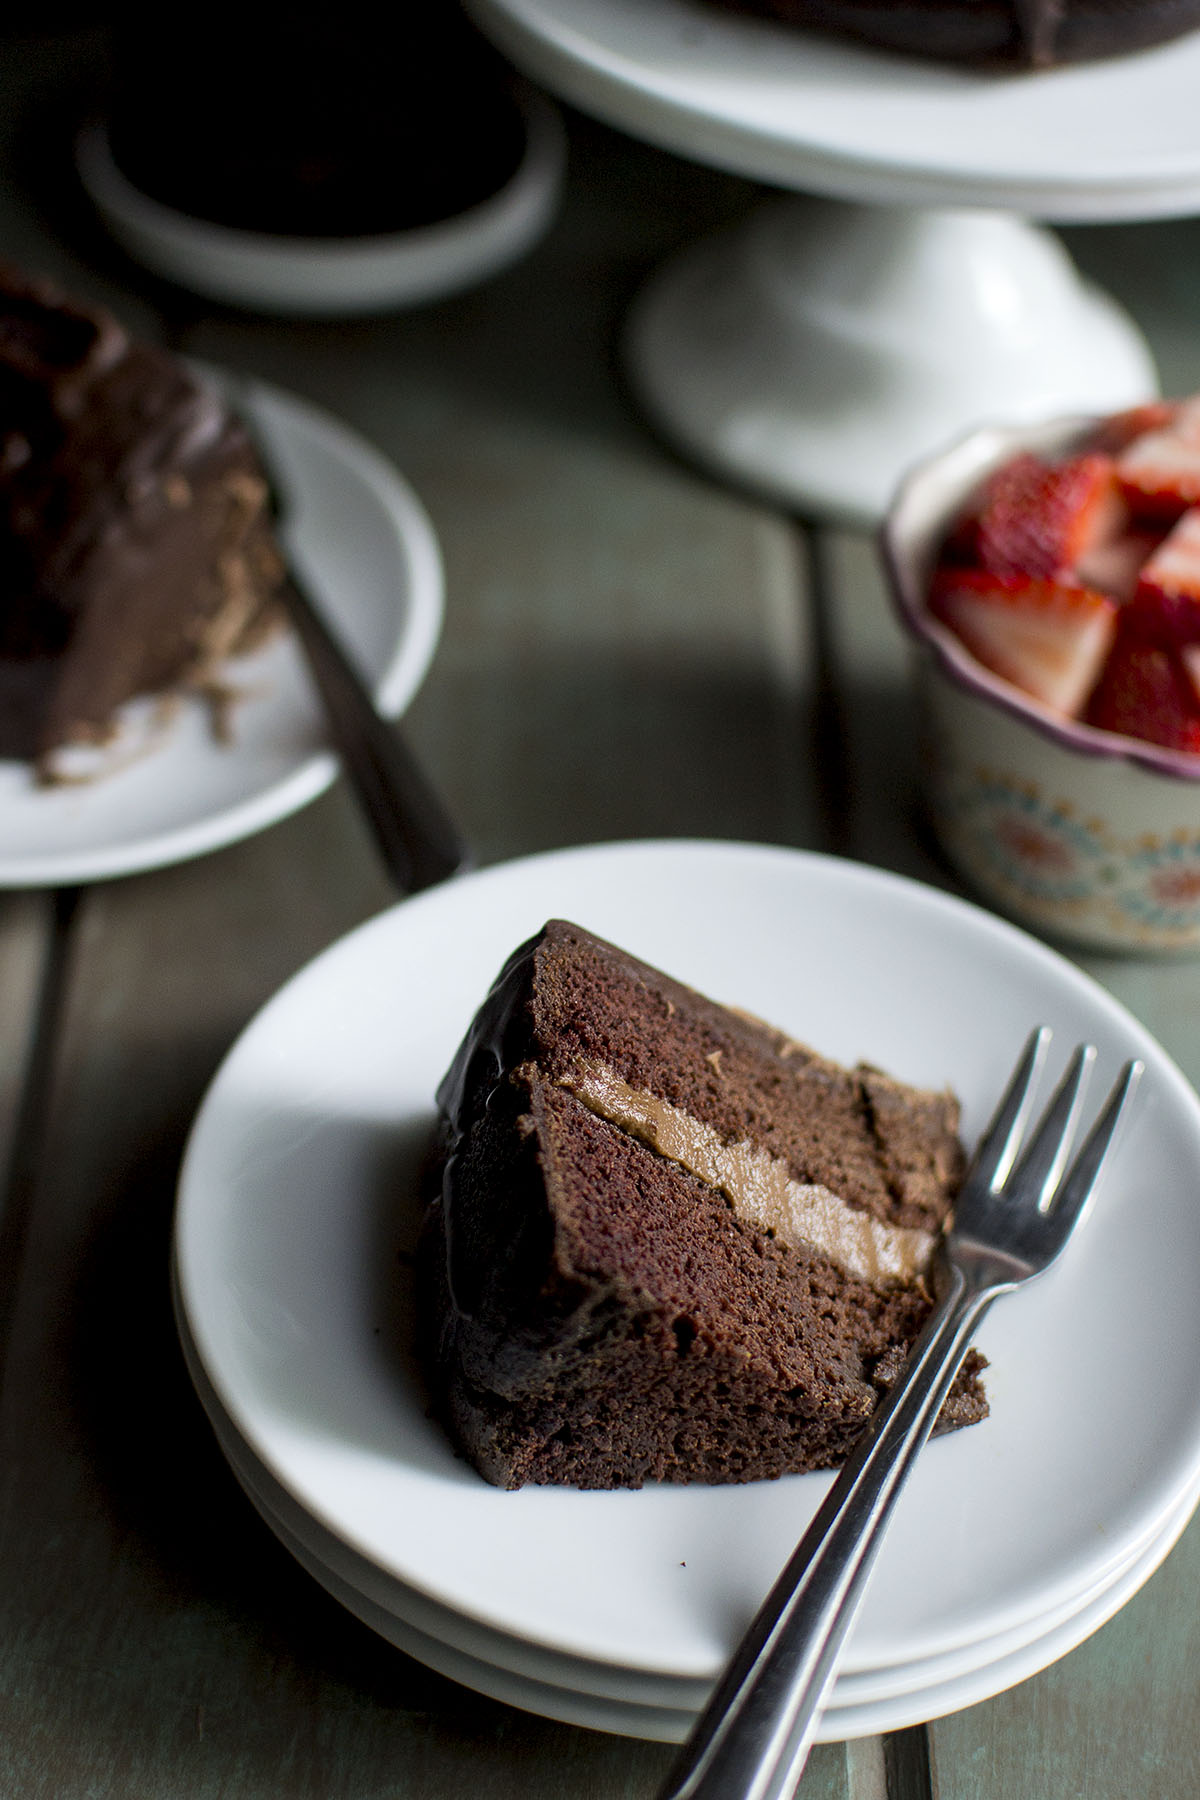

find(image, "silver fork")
[659,1026,1144,1800]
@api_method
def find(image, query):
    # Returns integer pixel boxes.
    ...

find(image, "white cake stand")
[471,0,1200,520]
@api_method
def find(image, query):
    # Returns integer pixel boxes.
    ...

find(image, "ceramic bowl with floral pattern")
[882,415,1200,954]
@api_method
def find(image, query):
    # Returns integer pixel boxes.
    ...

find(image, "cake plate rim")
[469,0,1200,219]
[172,1277,1197,1717]
[469,0,1176,522]
[174,1297,1200,1742]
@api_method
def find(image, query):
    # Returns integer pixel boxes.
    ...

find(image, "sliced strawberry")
[968,452,1126,582]
[929,568,1118,716]
[1090,400,1178,454]
[940,501,987,566]
[1085,621,1200,753]
[1116,423,1200,523]
[1075,527,1166,602]
[1128,508,1200,644]
[1183,643,1200,707]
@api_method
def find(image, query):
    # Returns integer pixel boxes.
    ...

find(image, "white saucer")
[76,94,566,316]
[230,1460,1200,1743]
[0,376,442,887]
[178,1281,1199,1743]
[176,1290,1198,1729]
[174,840,1200,1684]
[820,1484,1196,1740]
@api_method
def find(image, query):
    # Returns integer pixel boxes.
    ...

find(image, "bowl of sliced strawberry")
[883,398,1200,951]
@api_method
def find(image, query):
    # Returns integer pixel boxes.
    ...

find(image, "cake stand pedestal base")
[625,198,1158,524]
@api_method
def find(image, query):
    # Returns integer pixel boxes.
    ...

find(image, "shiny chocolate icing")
[723,0,1200,65]
[433,932,545,1321]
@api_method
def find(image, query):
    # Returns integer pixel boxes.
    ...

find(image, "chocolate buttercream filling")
[558,1061,937,1286]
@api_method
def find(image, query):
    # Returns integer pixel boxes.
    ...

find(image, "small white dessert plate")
[0,377,442,887]
[175,1289,1197,1728]
[218,1432,1200,1743]
[75,94,565,317]
[174,841,1200,1681]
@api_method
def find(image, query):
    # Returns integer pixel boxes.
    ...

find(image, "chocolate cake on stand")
[469,0,1200,521]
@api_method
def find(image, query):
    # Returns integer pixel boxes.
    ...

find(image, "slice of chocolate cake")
[0,264,287,777]
[418,920,986,1491]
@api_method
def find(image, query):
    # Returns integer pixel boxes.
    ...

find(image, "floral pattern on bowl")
[922,724,1200,948]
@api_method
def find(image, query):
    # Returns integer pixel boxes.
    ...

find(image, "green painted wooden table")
[2,25,1200,1799]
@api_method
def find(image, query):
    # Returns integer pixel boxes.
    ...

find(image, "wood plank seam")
[0,886,81,1388]
[792,512,937,1799]
[792,515,854,859]
[884,1724,937,1800]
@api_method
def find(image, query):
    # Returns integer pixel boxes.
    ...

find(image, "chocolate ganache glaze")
[721,0,1200,65]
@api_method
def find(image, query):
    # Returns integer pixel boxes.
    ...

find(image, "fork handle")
[659,1268,993,1800]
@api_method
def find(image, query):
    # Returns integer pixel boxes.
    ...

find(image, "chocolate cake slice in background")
[418,920,986,1491]
[0,264,288,777]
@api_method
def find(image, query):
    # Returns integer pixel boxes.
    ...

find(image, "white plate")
[237,1475,1199,1743]
[230,1462,1200,1743]
[176,1290,1195,1724]
[243,1464,702,1743]
[820,1482,1197,1741]
[0,377,443,886]
[472,0,1200,218]
[173,1288,1180,1706]
[76,95,565,317]
[181,1292,1200,1742]
[174,840,1200,1681]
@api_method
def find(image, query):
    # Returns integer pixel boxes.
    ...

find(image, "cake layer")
[558,1058,936,1283]
[419,921,985,1490]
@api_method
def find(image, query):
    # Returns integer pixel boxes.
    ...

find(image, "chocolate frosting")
[0,263,286,766]
[723,0,1200,66]
[433,931,545,1319]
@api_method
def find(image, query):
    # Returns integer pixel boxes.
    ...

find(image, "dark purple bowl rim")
[880,415,1200,787]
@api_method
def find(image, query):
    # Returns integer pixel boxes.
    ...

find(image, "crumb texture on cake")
[0,263,288,774]
[418,921,986,1491]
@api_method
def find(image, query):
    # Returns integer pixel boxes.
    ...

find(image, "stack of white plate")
[174,842,1200,1742]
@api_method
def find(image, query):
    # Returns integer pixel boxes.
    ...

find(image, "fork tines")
[962,1026,1143,1249]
